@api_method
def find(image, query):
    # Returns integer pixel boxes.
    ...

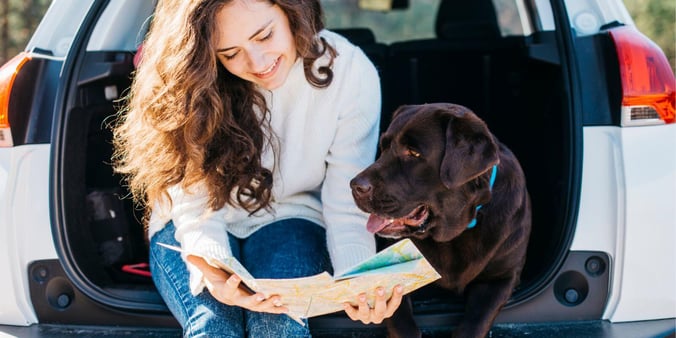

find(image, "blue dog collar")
[467,164,498,229]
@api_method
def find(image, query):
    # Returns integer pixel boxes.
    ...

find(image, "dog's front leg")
[385,295,421,338]
[453,276,517,338]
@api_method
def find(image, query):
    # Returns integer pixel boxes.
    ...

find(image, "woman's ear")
[439,109,499,189]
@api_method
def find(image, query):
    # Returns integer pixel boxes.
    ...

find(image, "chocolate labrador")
[350,103,531,338]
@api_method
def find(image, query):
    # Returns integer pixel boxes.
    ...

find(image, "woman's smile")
[254,56,280,79]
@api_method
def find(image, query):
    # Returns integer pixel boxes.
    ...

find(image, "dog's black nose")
[350,176,373,198]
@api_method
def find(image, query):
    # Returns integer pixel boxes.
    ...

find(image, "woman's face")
[215,0,297,90]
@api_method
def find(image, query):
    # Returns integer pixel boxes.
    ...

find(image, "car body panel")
[613,123,676,322]
[573,125,676,322]
[0,144,56,326]
[563,0,634,36]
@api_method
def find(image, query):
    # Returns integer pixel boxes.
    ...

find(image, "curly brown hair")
[112,0,336,222]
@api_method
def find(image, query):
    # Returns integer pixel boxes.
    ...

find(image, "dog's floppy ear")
[388,105,416,129]
[440,107,499,189]
[391,105,410,120]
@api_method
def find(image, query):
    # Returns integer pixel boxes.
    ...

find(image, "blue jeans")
[149,219,332,337]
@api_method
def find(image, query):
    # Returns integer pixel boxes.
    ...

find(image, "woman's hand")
[343,285,404,324]
[186,255,288,314]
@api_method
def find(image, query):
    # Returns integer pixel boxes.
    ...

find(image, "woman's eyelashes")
[258,29,273,42]
[222,52,238,60]
[221,30,274,60]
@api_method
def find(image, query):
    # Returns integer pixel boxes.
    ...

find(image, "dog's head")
[351,103,499,242]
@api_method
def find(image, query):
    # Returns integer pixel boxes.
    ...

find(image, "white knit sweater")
[147,30,381,295]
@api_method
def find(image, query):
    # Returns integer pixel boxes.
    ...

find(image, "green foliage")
[624,0,676,73]
[0,0,51,64]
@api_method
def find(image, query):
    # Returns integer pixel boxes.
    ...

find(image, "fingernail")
[359,295,366,302]
[256,295,265,302]
[274,299,282,306]
[377,288,384,296]
[396,285,404,293]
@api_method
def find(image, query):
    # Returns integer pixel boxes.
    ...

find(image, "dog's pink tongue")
[366,214,390,233]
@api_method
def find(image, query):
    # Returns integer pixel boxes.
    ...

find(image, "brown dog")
[351,103,531,338]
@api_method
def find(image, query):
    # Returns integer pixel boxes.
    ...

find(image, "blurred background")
[0,0,673,70]
[624,0,675,72]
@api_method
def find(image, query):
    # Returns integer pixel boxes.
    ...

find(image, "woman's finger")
[342,302,360,321]
[343,285,406,325]
[251,295,289,314]
[370,287,388,324]
[221,274,246,298]
[356,293,371,324]
[384,285,404,317]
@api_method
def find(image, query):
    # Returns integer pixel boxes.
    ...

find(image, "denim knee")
[241,219,332,279]
[150,222,244,337]
[246,311,311,338]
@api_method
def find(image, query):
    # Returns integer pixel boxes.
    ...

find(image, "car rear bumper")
[0,318,673,337]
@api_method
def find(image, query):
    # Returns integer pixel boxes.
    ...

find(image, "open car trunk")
[47,0,591,333]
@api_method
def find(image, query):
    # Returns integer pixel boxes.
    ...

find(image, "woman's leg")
[149,222,244,337]
[240,219,332,338]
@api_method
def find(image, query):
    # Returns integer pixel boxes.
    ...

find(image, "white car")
[1,0,674,336]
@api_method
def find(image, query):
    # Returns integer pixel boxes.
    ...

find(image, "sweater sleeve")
[161,183,233,295]
[322,47,381,275]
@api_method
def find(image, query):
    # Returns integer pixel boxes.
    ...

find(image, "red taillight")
[0,52,31,147]
[609,26,675,126]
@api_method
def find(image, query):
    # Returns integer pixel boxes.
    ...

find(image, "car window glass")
[26,0,94,57]
[321,0,439,43]
[322,0,544,41]
[87,0,156,51]
[493,0,532,36]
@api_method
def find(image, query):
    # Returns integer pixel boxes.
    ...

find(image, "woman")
[112,0,403,336]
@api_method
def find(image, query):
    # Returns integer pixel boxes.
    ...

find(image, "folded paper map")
[158,239,441,325]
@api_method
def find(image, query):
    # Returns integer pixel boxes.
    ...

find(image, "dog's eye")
[405,147,422,158]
